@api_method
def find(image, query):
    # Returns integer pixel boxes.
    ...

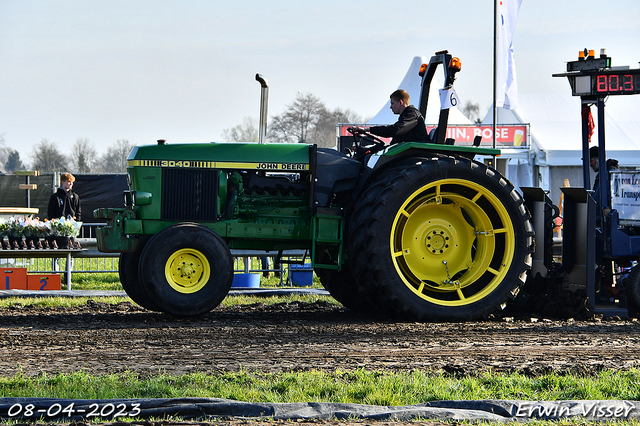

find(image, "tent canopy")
[367,56,472,126]
[483,94,640,167]
[364,54,640,168]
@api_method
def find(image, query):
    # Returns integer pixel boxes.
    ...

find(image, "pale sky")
[1,0,639,162]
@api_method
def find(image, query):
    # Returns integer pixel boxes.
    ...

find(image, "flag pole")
[492,0,498,151]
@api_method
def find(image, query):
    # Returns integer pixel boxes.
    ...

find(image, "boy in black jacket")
[47,172,81,221]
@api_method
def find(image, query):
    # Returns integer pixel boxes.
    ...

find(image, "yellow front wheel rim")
[390,178,515,306]
[165,248,211,294]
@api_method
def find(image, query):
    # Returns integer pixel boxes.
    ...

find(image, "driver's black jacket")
[369,105,428,144]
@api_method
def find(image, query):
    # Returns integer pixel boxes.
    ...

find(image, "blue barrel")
[231,273,261,288]
[290,264,313,286]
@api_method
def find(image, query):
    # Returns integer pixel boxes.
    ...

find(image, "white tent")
[484,94,640,167]
[483,93,640,203]
[367,56,472,126]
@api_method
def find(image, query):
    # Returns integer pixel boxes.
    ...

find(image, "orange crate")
[1,268,28,290]
[27,274,62,291]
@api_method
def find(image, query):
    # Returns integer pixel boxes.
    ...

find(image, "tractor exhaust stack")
[255,74,269,144]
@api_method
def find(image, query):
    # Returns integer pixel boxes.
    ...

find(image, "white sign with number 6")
[439,86,460,110]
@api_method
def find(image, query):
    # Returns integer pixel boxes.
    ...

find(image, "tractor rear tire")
[139,223,233,316]
[314,166,401,313]
[119,235,161,311]
[345,166,412,316]
[352,155,534,321]
[315,253,371,312]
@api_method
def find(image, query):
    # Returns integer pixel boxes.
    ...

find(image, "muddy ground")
[1,299,639,378]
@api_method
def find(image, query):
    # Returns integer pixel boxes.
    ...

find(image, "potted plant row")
[0,217,82,249]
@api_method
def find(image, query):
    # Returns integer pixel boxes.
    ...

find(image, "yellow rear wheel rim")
[165,248,211,294]
[390,178,515,306]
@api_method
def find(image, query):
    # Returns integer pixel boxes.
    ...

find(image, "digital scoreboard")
[553,49,640,97]
[572,70,640,96]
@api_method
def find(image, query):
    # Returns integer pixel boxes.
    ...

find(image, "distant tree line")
[0,134,133,174]
[1,94,483,173]
[223,92,364,148]
[222,93,484,146]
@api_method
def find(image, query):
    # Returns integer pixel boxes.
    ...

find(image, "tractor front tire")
[139,223,233,316]
[352,155,534,321]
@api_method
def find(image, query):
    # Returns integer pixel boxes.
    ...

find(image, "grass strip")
[71,272,122,291]
[0,294,338,309]
[0,296,130,308]
[1,369,639,404]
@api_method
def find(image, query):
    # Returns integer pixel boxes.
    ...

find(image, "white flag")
[496,0,522,110]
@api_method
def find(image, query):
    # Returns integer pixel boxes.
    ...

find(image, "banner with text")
[611,172,640,226]
[426,124,528,147]
[339,124,529,148]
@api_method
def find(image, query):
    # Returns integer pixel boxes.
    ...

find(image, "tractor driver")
[357,89,428,144]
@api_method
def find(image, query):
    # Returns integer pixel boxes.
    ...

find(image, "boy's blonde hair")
[60,172,75,182]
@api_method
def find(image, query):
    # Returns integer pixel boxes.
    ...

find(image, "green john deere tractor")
[95,50,534,320]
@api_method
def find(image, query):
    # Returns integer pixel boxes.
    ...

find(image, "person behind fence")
[357,89,429,144]
[260,257,281,279]
[47,173,81,274]
[48,172,82,222]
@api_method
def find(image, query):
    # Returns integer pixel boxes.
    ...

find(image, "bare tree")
[267,114,295,144]
[461,101,482,124]
[314,108,364,148]
[97,139,134,173]
[0,134,10,172]
[264,93,365,148]
[332,108,364,124]
[268,93,326,144]
[29,139,68,172]
[221,117,259,142]
[71,138,97,173]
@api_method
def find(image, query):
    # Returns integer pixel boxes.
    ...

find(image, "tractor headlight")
[134,191,152,205]
[123,191,152,206]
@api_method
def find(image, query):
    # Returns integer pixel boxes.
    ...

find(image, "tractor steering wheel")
[346,127,387,160]
[347,127,386,146]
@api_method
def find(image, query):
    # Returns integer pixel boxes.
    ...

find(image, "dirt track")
[1,299,640,378]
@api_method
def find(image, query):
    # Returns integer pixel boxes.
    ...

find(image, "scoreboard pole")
[595,97,608,210]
